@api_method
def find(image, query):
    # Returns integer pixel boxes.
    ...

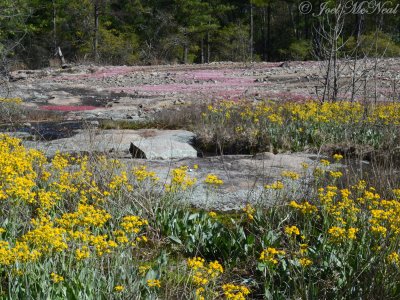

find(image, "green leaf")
[168,235,182,245]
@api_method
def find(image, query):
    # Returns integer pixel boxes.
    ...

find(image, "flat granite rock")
[131,130,197,159]
[131,138,197,160]
[23,129,197,160]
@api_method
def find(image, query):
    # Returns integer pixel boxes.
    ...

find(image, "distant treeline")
[1,0,400,69]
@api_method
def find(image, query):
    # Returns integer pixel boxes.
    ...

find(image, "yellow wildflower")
[333,154,343,161]
[222,283,250,300]
[281,171,300,180]
[329,171,343,178]
[265,180,284,190]
[259,247,286,265]
[147,279,161,288]
[139,264,151,276]
[285,225,300,236]
[348,227,359,240]
[243,204,255,221]
[320,159,330,166]
[299,258,313,267]
[328,226,346,241]
[114,285,124,292]
[388,252,400,265]
[50,273,64,283]
[289,201,318,214]
[208,211,217,218]
[204,174,224,186]
[75,246,90,261]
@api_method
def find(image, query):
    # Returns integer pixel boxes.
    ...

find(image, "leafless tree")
[312,2,394,104]
[312,2,350,102]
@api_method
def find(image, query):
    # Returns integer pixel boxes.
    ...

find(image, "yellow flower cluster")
[132,165,159,182]
[114,285,124,292]
[187,257,224,299]
[0,134,151,272]
[265,180,284,190]
[387,252,400,265]
[206,100,400,125]
[202,101,400,155]
[285,225,300,236]
[289,201,318,214]
[165,166,197,192]
[318,186,360,225]
[109,171,133,191]
[368,197,400,238]
[120,215,148,233]
[50,272,64,283]
[139,264,151,276]
[147,279,161,288]
[187,257,250,300]
[320,159,330,166]
[187,257,224,285]
[116,215,149,246]
[329,171,343,178]
[222,283,251,300]
[243,204,255,221]
[298,257,313,267]
[22,217,68,254]
[56,204,111,229]
[204,173,224,186]
[281,171,301,180]
[0,134,45,204]
[328,226,358,242]
[209,211,218,218]
[259,247,286,265]
[0,241,41,266]
[333,154,344,161]
[75,246,90,261]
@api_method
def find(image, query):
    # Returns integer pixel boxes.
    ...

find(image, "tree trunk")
[267,4,271,61]
[57,47,66,66]
[93,2,100,63]
[288,3,297,39]
[201,38,204,64]
[52,0,57,53]
[207,30,210,63]
[351,14,363,102]
[262,7,266,61]
[304,10,309,39]
[184,44,188,64]
[250,2,254,61]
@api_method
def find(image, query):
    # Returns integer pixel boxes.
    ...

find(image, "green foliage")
[1,0,400,66]
[157,208,257,263]
[287,39,312,60]
[0,0,32,72]
[98,25,139,65]
[212,23,251,62]
[346,31,400,57]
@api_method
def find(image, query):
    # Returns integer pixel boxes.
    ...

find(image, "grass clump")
[0,98,24,124]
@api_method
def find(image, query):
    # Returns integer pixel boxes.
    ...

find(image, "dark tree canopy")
[1,0,399,69]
